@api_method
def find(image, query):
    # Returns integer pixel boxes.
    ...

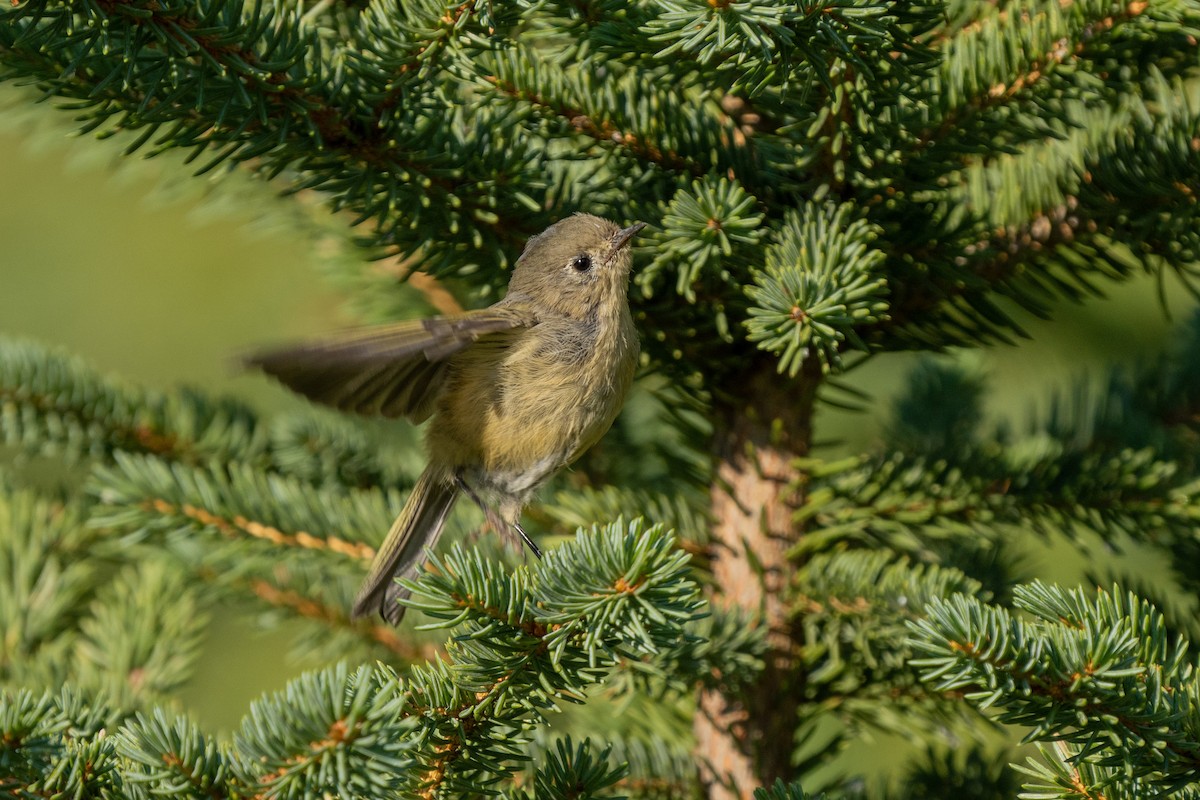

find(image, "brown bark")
[694,361,819,799]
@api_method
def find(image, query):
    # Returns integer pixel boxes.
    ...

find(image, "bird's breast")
[425,311,637,492]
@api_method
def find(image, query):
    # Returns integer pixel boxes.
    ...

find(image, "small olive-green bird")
[248,214,644,624]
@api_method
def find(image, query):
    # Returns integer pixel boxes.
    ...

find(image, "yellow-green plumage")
[247,214,643,624]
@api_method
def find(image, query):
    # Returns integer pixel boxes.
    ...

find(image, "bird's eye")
[570,254,592,272]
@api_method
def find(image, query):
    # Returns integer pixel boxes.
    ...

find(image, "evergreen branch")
[1074,70,1200,287]
[262,406,423,490]
[535,521,701,663]
[793,552,986,738]
[916,0,1156,148]
[88,452,394,560]
[884,357,987,456]
[86,454,419,659]
[8,0,458,170]
[887,742,1022,800]
[6,0,350,145]
[878,196,1117,343]
[478,32,797,199]
[0,335,424,493]
[0,336,265,465]
[1016,743,1115,800]
[543,484,711,547]
[1,484,100,679]
[481,69,709,177]
[910,583,1200,790]
[241,577,436,663]
[745,201,888,376]
[707,2,942,197]
[1,478,220,715]
[0,688,119,798]
[0,0,541,256]
[142,494,376,561]
[799,61,867,195]
[118,709,238,800]
[642,1,794,84]
[5,1,1200,796]
[638,0,944,125]
[407,519,701,661]
[4,521,700,796]
[513,737,626,800]
[802,323,1200,562]
[1015,740,1200,800]
[639,176,766,305]
[606,606,767,703]
[233,662,417,797]
[592,735,703,800]
[798,445,1200,557]
[877,16,1200,348]
[75,561,208,710]
[1,690,72,792]
[363,0,492,119]
[402,546,540,634]
[881,79,1200,345]
[394,520,701,795]
[753,778,826,800]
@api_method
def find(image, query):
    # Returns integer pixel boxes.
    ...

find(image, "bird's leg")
[454,473,543,559]
[509,519,542,560]
[452,474,502,533]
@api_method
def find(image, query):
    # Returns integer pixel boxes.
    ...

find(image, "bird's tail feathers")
[351,468,458,625]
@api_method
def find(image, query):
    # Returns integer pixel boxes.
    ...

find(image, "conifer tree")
[3,1,1200,798]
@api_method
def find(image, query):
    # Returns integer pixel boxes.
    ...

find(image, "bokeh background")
[2,83,1195,768]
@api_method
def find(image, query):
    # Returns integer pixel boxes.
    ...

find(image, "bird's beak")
[611,222,647,251]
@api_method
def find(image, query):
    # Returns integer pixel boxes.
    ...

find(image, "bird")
[246,213,645,624]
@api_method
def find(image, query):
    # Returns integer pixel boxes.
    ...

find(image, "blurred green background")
[2,86,1196,750]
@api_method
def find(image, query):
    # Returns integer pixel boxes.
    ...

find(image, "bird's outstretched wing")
[245,305,537,421]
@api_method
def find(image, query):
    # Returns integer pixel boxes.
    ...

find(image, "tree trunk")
[694,362,819,798]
